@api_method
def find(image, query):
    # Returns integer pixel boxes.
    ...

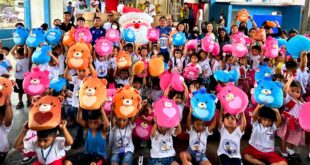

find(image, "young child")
[224,55,238,71]
[0,92,13,163]
[243,104,287,165]
[107,46,118,80]
[217,107,246,165]
[47,52,60,81]
[149,121,181,165]
[14,121,73,165]
[186,53,202,75]
[170,47,185,72]
[64,108,109,165]
[180,107,217,165]
[10,45,30,109]
[277,74,305,162]
[237,56,251,97]
[93,54,109,79]
[250,45,263,70]
[198,51,212,87]
[110,116,136,165]
[0,54,9,77]
[114,69,130,87]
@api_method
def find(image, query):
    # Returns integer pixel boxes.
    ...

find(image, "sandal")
[27,100,31,107]
[16,102,24,109]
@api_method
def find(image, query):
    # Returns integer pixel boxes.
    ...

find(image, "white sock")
[281,152,288,157]
[286,147,295,155]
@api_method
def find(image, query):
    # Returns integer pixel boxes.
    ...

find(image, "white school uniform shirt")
[217,125,244,158]
[150,128,176,158]
[74,1,87,15]
[47,65,60,81]
[0,65,8,76]
[115,77,130,86]
[100,1,106,13]
[108,57,117,70]
[0,122,13,152]
[90,0,99,12]
[249,120,278,153]
[211,59,222,73]
[199,58,212,78]
[187,126,212,154]
[71,76,83,108]
[94,59,108,77]
[284,95,303,118]
[110,123,135,154]
[170,56,185,71]
[103,22,112,31]
[250,54,261,69]
[24,137,66,165]
[15,58,30,79]
[58,54,65,75]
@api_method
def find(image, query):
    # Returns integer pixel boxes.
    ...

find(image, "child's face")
[200,52,207,60]
[77,20,85,27]
[223,115,237,129]
[191,56,198,64]
[266,61,273,68]
[126,46,133,53]
[37,135,56,149]
[175,51,182,59]
[158,125,168,134]
[220,30,226,37]
[112,48,119,56]
[226,57,233,64]
[98,56,106,62]
[178,24,185,32]
[289,86,301,100]
[116,117,129,129]
[207,24,213,32]
[141,49,148,57]
[64,14,71,22]
[260,117,273,127]
[173,94,182,104]
[120,71,128,80]
[240,58,247,65]
[133,81,142,90]
[193,120,205,133]
[77,68,90,79]
[251,49,260,56]
[249,29,256,38]
[88,119,102,130]
[231,26,238,34]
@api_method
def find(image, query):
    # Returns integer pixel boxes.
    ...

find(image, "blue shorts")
[188,148,208,163]
[110,152,133,165]
[148,156,176,165]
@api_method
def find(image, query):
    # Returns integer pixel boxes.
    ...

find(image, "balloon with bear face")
[185,39,198,51]
[286,35,310,59]
[95,38,113,57]
[214,69,239,83]
[105,29,120,43]
[45,27,62,45]
[264,36,279,59]
[67,40,91,70]
[254,64,273,82]
[123,28,136,43]
[104,85,116,114]
[74,26,92,43]
[154,97,180,128]
[23,67,50,96]
[26,28,45,48]
[13,26,29,45]
[49,78,67,93]
[183,63,199,81]
[147,28,160,42]
[0,77,13,106]
[116,51,132,69]
[133,117,153,140]
[62,27,76,47]
[254,79,283,108]
[31,45,52,65]
[201,35,215,52]
[191,88,217,121]
[172,32,186,46]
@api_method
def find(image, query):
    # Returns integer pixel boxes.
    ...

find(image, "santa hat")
[117,4,142,14]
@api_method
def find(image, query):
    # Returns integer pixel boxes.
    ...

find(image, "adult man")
[73,0,87,21]
[90,17,105,45]
[156,16,171,62]
[103,13,114,30]
[60,12,75,32]
[144,0,156,17]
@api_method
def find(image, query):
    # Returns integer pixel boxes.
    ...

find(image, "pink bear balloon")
[105,29,120,43]
[74,26,92,43]
[217,85,249,115]
[147,28,160,42]
[222,44,233,54]
[133,117,153,140]
[159,71,173,91]
[264,36,279,59]
[232,43,248,57]
[212,42,220,56]
[185,39,198,51]
[104,84,116,114]
[299,102,310,132]
[183,64,199,81]
[171,72,184,92]
[22,67,50,96]
[154,97,180,128]
[95,38,113,57]
[201,35,215,52]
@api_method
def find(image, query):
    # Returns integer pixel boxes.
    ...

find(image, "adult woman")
[218,28,230,50]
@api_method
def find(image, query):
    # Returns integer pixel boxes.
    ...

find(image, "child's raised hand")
[257,104,265,109]
[22,121,29,132]
[287,73,294,82]
[59,120,67,130]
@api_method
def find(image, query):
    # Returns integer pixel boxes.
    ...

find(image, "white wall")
[50,0,64,26]
[30,0,44,28]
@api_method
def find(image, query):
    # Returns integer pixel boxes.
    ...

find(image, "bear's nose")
[134,23,140,29]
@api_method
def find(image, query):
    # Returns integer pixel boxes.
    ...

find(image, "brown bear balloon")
[0,77,13,106]
[29,96,64,131]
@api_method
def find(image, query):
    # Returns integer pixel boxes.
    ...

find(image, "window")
[0,0,24,29]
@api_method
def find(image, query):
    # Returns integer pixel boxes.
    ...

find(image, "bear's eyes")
[228,90,231,92]
[270,88,273,91]
[196,99,199,102]
[85,86,88,89]
[205,101,208,104]
[73,49,76,52]
[122,96,125,100]
[138,21,141,23]
[38,76,41,79]
[133,21,135,23]
[94,87,97,90]
[81,50,84,53]
[261,86,264,89]
[30,77,33,80]
[131,97,133,100]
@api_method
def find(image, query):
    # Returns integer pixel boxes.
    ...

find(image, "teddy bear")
[28,96,64,131]
[217,85,249,115]
[132,61,145,75]
[23,67,50,96]
[154,96,180,128]
[13,26,29,45]
[133,117,152,140]
[74,26,92,44]
[95,37,113,57]
[214,69,239,83]
[26,28,45,48]
[67,40,91,70]
[253,28,266,43]
[113,84,141,118]
[31,44,52,65]
[62,27,76,47]
[147,28,159,42]
[183,63,199,81]
[264,36,279,59]
[105,29,120,43]
[116,51,132,69]
[45,27,62,45]
[104,84,116,114]
[286,35,310,59]
[149,57,164,77]
[237,9,250,23]
[79,77,107,110]
[190,88,217,121]
[254,64,273,82]
[254,79,283,108]
[0,77,13,106]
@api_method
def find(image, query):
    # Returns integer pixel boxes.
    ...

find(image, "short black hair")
[252,45,262,52]
[125,43,133,48]
[190,53,200,61]
[1,47,10,52]
[223,113,237,121]
[259,106,276,121]
[93,16,101,21]
[88,110,102,120]
[290,80,302,89]
[285,60,298,70]
[159,16,167,21]
[41,23,48,31]
[16,48,24,56]
[0,105,5,116]
[54,19,61,23]
[133,77,143,84]
[0,53,4,60]
[37,127,58,138]
[15,22,24,28]
[64,11,71,15]
[77,17,85,22]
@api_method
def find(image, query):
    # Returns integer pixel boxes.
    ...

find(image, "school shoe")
[138,155,143,165]
[290,153,302,163]
[21,156,36,165]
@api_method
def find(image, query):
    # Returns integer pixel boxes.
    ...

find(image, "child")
[217,108,246,165]
[110,116,136,165]
[237,56,251,97]
[148,121,181,165]
[53,45,65,77]
[14,120,73,165]
[0,54,9,77]
[10,45,30,109]
[93,54,109,79]
[277,74,305,162]
[180,107,217,165]
[170,47,185,72]
[47,52,60,81]
[250,45,263,70]
[186,53,202,75]
[64,108,109,165]
[0,94,13,163]
[198,51,212,87]
[224,55,238,71]
[243,104,287,165]
[149,78,163,102]
[114,69,130,87]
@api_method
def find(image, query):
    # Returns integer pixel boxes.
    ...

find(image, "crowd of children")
[0,6,310,165]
